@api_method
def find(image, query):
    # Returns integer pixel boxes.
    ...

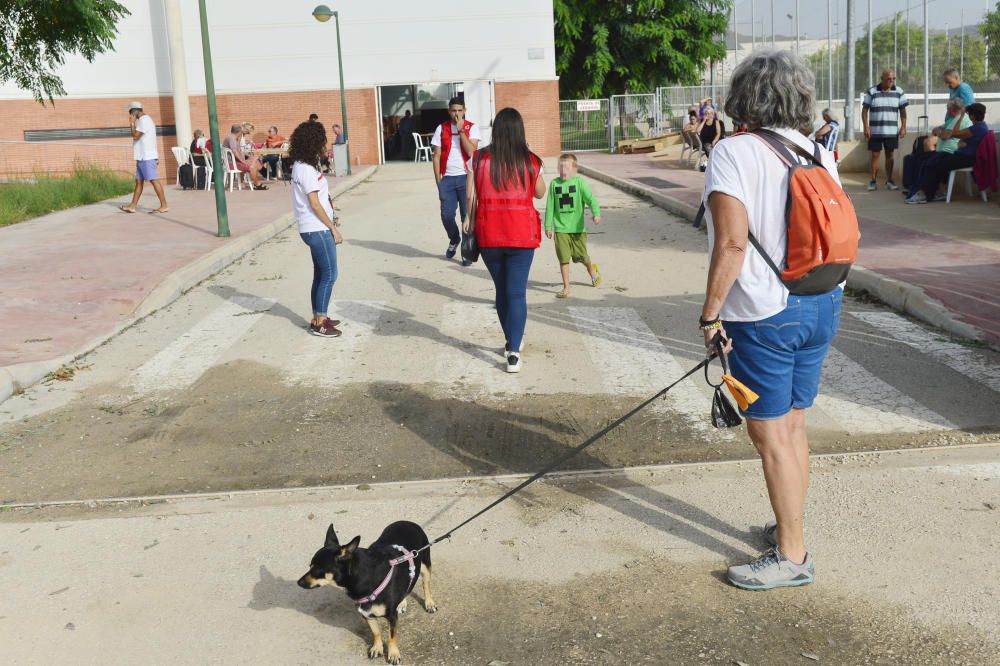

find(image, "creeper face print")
[556,184,577,211]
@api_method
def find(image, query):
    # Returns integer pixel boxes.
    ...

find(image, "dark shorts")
[868,136,899,153]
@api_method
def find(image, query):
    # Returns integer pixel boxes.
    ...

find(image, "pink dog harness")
[353,545,417,606]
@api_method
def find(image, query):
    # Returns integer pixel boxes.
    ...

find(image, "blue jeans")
[481,247,534,352]
[300,230,338,316]
[438,175,467,245]
[724,289,842,420]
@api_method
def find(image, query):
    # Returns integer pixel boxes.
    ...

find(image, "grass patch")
[0,163,133,227]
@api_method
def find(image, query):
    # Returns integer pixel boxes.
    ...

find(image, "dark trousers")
[920,153,975,199]
[192,155,207,189]
[481,247,535,353]
[437,175,467,245]
[903,151,941,192]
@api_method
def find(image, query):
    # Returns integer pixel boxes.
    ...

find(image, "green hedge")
[0,164,134,227]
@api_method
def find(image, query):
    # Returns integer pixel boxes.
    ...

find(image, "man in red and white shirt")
[431,96,481,265]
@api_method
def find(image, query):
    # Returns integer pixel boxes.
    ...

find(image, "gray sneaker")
[727,546,814,590]
[867,180,877,191]
[762,520,778,547]
[886,180,899,191]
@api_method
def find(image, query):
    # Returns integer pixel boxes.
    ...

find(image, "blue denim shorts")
[724,289,842,420]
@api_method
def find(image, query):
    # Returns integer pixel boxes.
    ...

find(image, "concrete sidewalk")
[0,167,376,402]
[578,151,1000,348]
[1,443,997,664]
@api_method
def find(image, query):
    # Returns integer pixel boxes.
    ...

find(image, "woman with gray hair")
[698,50,846,590]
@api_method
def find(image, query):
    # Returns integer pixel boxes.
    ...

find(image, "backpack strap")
[753,128,824,166]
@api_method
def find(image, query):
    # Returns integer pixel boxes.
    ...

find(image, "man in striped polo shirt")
[862,68,908,191]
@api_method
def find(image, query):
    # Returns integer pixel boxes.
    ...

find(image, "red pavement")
[0,175,356,369]
[578,152,1000,347]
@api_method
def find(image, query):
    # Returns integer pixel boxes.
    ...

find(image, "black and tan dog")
[298,521,437,665]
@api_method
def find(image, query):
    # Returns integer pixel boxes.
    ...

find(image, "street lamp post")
[197,0,229,237]
[312,5,352,176]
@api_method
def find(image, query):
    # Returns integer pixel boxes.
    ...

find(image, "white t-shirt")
[432,121,482,176]
[133,115,158,161]
[703,127,843,322]
[291,161,334,233]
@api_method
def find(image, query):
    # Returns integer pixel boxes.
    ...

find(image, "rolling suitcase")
[178,163,195,189]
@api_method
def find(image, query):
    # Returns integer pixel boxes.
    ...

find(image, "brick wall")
[0,88,378,183]
[0,81,556,181]
[494,80,560,157]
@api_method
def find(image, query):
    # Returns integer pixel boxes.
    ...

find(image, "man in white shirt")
[121,101,168,214]
[431,97,481,265]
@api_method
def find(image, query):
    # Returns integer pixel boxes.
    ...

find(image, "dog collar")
[352,545,417,606]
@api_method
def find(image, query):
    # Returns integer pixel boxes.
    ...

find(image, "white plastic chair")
[202,151,215,191]
[945,167,987,203]
[413,133,432,162]
[170,146,191,185]
[222,147,253,191]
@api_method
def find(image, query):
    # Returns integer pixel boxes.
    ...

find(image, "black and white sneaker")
[506,352,521,373]
[446,243,458,259]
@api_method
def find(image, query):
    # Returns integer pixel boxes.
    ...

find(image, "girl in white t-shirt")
[289,120,344,338]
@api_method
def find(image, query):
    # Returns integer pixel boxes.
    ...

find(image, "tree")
[553,0,730,99]
[0,0,130,104]
[806,16,987,104]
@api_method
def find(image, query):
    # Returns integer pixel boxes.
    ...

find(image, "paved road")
[1,444,997,664]
[1,163,998,505]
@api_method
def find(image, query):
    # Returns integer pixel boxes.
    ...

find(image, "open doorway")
[378,81,494,163]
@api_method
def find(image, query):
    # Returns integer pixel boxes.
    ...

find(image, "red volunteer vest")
[473,151,543,249]
[439,119,474,171]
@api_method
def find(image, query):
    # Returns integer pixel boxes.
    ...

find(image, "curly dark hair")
[288,121,327,168]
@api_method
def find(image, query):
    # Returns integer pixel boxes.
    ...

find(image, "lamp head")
[312,5,335,22]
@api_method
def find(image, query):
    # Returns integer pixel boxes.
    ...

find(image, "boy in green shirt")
[544,153,602,298]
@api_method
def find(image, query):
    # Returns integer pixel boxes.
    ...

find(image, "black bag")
[178,163,195,189]
[711,387,742,428]
[461,153,483,263]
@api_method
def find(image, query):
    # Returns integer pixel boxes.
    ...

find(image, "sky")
[732,0,997,42]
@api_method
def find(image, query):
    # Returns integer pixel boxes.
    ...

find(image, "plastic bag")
[711,386,742,428]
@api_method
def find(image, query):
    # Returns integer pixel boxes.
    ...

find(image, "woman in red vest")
[464,108,546,373]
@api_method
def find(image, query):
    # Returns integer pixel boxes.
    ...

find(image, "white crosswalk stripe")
[435,301,510,394]
[129,296,275,394]
[851,311,1000,394]
[568,306,732,439]
[815,347,954,434]
[283,300,386,387]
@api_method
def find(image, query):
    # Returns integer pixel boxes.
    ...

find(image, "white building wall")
[0,0,557,100]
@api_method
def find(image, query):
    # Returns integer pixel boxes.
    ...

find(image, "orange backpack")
[746,129,859,294]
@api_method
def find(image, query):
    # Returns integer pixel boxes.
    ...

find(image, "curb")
[577,163,700,222]
[578,161,985,345]
[0,165,377,405]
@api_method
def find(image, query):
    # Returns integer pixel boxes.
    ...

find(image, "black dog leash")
[415,351,721,553]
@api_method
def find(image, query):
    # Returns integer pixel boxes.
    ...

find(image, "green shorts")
[554,232,589,264]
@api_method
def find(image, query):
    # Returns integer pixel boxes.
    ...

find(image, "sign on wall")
[576,100,602,112]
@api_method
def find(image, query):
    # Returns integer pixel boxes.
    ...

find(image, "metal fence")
[558,99,610,152]
[609,93,662,146]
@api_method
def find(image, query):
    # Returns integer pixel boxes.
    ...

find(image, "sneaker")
[905,192,927,205]
[867,180,877,191]
[506,352,521,373]
[503,339,524,354]
[762,520,778,547]
[726,546,814,590]
[886,180,899,191]
[591,263,602,287]
[309,318,342,337]
[461,258,473,267]
[932,192,947,202]
[446,243,458,259]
